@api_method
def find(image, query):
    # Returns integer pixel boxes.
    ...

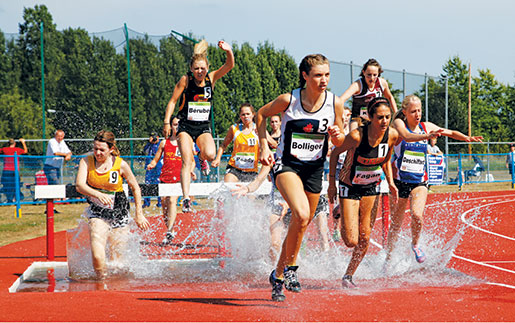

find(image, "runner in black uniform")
[257,54,345,302]
[340,59,398,131]
[328,97,399,288]
[163,40,234,212]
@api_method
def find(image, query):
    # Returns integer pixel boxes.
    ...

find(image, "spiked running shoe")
[269,270,286,302]
[182,198,194,213]
[200,158,210,176]
[283,265,302,293]
[162,231,176,245]
[412,245,426,263]
[342,275,357,289]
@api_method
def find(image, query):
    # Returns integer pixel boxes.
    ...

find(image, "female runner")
[340,59,398,131]
[147,118,196,244]
[385,95,483,264]
[163,39,234,212]
[328,97,399,288]
[76,130,150,279]
[212,103,260,182]
[257,54,345,301]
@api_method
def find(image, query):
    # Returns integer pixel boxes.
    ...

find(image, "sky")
[1,0,514,88]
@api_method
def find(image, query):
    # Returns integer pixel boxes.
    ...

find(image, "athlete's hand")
[135,215,150,231]
[388,182,399,205]
[191,171,197,181]
[467,135,484,143]
[211,158,220,168]
[146,161,156,170]
[259,145,274,166]
[218,40,232,52]
[427,129,443,139]
[163,123,171,139]
[327,182,337,203]
[231,183,250,198]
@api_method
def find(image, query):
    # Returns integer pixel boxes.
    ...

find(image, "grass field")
[0,182,513,247]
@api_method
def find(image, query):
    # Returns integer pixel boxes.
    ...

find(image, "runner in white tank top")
[257,54,345,302]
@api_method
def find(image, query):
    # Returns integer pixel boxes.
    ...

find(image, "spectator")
[427,137,443,156]
[0,138,28,202]
[44,130,72,185]
[143,132,162,208]
[507,144,515,175]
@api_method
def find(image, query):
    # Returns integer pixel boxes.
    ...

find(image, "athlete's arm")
[339,81,360,104]
[163,75,188,138]
[392,119,442,144]
[329,95,346,146]
[327,144,344,203]
[147,141,165,170]
[231,165,272,197]
[211,125,235,168]
[120,160,150,230]
[382,127,399,203]
[257,97,290,166]
[209,40,234,84]
[424,122,483,142]
[381,78,398,114]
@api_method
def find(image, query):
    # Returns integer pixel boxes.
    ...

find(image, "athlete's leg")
[107,225,130,264]
[269,210,286,263]
[274,172,318,278]
[88,218,110,279]
[344,194,380,277]
[178,132,195,200]
[196,132,216,162]
[313,211,330,251]
[409,185,428,246]
[223,172,239,183]
[340,197,360,248]
[385,197,410,261]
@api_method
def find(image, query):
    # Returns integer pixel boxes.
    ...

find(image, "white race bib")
[234,152,255,169]
[290,133,325,161]
[352,165,382,185]
[187,102,211,121]
[400,150,426,174]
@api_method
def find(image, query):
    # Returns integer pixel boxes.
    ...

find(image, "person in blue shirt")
[143,132,162,208]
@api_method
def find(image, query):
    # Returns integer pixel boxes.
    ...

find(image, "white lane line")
[452,254,515,275]
[460,199,515,241]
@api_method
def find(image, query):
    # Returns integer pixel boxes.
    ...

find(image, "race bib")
[187,102,211,121]
[400,150,426,174]
[352,165,382,185]
[234,152,255,169]
[290,133,325,161]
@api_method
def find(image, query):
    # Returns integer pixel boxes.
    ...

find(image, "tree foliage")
[1,5,514,156]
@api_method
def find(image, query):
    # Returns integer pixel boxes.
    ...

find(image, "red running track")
[1,190,515,321]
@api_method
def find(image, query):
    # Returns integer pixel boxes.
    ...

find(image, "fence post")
[46,199,55,260]
[458,153,463,190]
[511,151,515,189]
[14,152,21,218]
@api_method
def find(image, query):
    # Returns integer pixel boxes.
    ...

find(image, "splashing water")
[46,188,488,292]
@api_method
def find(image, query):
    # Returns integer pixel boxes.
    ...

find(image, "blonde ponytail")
[190,39,209,67]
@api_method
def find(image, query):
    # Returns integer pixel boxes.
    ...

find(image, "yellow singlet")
[86,155,124,192]
[228,123,259,173]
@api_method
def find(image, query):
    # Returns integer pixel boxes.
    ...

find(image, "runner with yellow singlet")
[212,103,260,182]
[76,130,150,280]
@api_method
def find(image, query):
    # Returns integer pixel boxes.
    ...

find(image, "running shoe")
[200,158,210,176]
[342,275,357,289]
[411,245,426,263]
[162,231,176,245]
[269,270,286,302]
[283,265,302,293]
[182,198,194,213]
